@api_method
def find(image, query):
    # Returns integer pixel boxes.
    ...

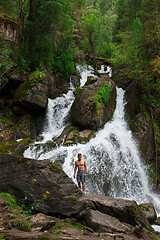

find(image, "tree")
[126,17,144,79]
[0,0,18,17]
[81,6,107,68]
[0,37,14,88]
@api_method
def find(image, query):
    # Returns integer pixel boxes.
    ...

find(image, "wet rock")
[64,128,94,145]
[72,75,116,130]
[155,217,160,225]
[85,209,133,233]
[139,203,157,224]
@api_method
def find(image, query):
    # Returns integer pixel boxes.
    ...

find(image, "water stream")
[24,64,160,217]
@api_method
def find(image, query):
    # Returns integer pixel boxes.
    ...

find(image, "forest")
[0,0,160,177]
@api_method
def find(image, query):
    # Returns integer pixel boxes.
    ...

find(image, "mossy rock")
[14,80,30,102]
[73,88,82,96]
[0,138,31,156]
[48,162,63,173]
[85,76,98,86]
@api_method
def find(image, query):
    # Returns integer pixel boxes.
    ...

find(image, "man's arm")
[84,160,87,175]
[74,161,77,178]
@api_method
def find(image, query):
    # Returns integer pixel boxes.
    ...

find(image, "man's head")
[78,153,82,160]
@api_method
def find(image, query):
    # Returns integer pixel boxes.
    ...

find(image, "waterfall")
[24,64,159,216]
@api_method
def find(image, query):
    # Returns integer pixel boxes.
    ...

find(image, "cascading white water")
[24,64,159,216]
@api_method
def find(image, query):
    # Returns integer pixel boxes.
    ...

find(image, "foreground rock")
[72,75,116,130]
[139,203,157,224]
[0,153,83,218]
[80,194,154,232]
[0,153,159,240]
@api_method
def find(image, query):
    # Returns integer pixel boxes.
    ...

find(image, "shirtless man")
[74,153,87,194]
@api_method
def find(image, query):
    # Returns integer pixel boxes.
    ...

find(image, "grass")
[0,193,21,211]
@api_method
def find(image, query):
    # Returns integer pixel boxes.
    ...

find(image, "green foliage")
[20,179,52,215]
[29,70,45,86]
[53,51,75,78]
[0,37,14,87]
[9,219,32,232]
[91,83,111,115]
[92,83,111,105]
[0,193,19,210]
[80,6,113,59]
[0,0,18,17]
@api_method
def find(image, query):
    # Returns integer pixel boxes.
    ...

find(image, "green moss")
[0,138,31,156]
[90,83,111,115]
[70,195,77,201]
[49,162,62,173]
[0,140,19,154]
[0,193,19,210]
[0,193,28,219]
[73,88,82,96]
[140,205,150,211]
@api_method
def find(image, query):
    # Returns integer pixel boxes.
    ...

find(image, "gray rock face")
[80,194,154,232]
[125,84,154,162]
[155,217,160,225]
[85,209,133,232]
[8,71,28,85]
[14,83,48,113]
[72,75,116,130]
[139,203,157,224]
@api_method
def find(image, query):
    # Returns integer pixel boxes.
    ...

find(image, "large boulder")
[14,82,48,114]
[85,209,133,233]
[71,75,116,130]
[0,153,84,218]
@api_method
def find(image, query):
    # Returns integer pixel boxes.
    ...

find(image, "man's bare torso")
[75,159,86,171]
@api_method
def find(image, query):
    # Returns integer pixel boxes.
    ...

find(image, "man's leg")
[82,182,85,193]
[78,182,81,190]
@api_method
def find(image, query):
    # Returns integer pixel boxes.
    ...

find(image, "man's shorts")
[77,170,85,183]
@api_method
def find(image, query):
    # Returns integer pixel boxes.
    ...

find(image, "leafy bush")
[0,37,14,87]
[53,51,75,78]
[92,83,111,105]
[29,70,45,86]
